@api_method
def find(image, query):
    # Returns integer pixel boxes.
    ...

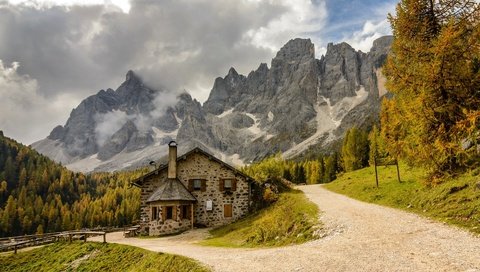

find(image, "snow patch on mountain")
[283,85,369,158]
[217,108,234,118]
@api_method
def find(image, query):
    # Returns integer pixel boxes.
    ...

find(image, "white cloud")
[6,0,130,12]
[0,60,78,144]
[341,2,395,52]
[344,19,391,52]
[93,90,179,147]
[94,110,129,146]
[245,0,327,54]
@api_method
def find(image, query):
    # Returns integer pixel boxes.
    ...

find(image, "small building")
[132,141,255,236]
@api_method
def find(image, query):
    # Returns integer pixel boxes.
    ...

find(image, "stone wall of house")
[148,205,192,236]
[139,171,168,233]
[177,152,250,227]
[138,150,251,235]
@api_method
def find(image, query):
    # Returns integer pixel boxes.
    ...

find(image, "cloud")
[93,89,179,147]
[343,19,391,52]
[94,110,129,146]
[340,1,396,52]
[0,60,78,144]
[0,0,397,145]
[245,0,328,53]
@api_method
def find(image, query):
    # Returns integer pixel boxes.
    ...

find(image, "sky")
[0,0,397,144]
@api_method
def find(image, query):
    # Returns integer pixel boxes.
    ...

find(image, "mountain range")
[32,36,393,172]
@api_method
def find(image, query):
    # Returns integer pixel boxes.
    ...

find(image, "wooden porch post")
[190,203,194,229]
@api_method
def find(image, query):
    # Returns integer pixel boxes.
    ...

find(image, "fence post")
[396,160,401,183]
[103,233,106,243]
[374,157,379,188]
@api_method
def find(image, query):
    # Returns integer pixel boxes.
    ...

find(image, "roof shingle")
[146,178,196,202]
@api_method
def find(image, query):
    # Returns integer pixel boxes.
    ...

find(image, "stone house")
[132,141,255,236]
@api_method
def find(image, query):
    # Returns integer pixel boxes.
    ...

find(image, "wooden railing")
[0,230,107,254]
[0,225,142,254]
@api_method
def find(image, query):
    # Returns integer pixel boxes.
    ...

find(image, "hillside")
[201,190,320,247]
[0,131,143,237]
[324,164,480,234]
[0,242,209,272]
[32,36,392,172]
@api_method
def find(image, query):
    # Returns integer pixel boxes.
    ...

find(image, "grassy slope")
[200,190,320,248]
[0,242,210,272]
[324,164,480,234]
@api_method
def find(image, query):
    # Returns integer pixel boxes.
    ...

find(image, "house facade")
[132,141,254,236]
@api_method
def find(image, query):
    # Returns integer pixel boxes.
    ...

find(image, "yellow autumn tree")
[382,0,480,180]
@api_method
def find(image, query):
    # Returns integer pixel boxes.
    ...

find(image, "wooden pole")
[14,244,17,254]
[191,203,194,229]
[374,157,379,188]
[396,160,401,183]
[83,234,87,243]
[103,233,106,243]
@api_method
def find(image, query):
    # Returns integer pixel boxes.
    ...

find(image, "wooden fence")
[0,225,138,254]
[0,230,107,254]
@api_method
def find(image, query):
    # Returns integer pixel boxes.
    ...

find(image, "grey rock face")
[319,42,362,104]
[98,120,137,161]
[33,36,393,172]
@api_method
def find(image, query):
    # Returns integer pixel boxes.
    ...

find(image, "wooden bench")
[123,225,140,238]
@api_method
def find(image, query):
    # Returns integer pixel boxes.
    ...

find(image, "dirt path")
[92,185,480,271]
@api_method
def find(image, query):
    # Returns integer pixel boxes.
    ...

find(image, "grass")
[0,242,210,272]
[324,164,480,234]
[200,190,320,248]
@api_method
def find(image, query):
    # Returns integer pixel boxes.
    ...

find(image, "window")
[224,204,232,218]
[152,206,158,220]
[224,179,232,190]
[166,206,173,220]
[181,205,190,220]
[220,178,236,192]
[193,179,202,190]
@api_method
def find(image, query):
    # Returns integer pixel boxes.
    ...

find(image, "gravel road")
[93,185,480,271]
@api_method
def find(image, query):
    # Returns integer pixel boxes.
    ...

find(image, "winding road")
[93,185,480,271]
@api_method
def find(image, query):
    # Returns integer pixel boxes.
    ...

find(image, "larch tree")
[382,0,479,180]
[341,127,369,172]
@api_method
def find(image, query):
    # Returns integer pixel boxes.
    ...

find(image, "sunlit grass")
[0,242,210,272]
[200,190,320,247]
[325,164,480,234]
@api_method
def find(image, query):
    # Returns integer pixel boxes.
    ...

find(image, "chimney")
[168,141,177,179]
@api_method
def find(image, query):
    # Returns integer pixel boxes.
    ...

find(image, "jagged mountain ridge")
[32,36,392,172]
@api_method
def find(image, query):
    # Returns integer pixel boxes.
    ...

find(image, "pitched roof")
[146,178,196,203]
[131,147,256,187]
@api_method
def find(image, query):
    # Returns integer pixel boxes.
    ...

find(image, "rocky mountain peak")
[227,67,238,77]
[274,38,315,62]
[33,36,393,172]
[125,70,140,83]
[326,42,356,56]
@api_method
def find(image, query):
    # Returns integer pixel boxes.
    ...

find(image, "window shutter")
[162,206,167,222]
[219,179,224,191]
[201,180,207,192]
[188,180,194,191]
[232,179,237,191]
